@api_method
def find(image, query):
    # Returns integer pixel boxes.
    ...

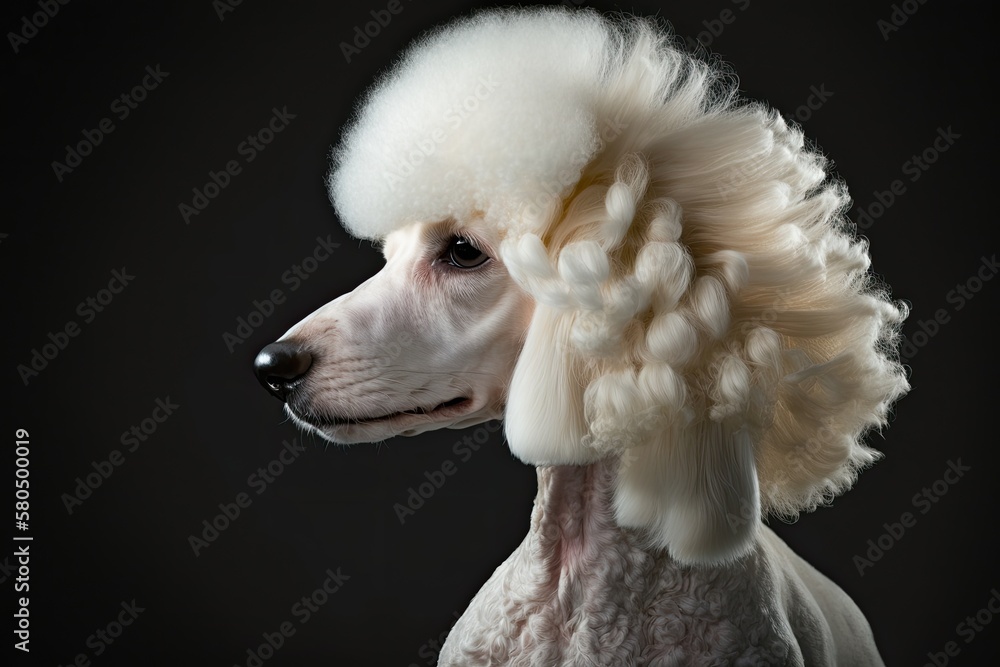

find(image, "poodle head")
[304,7,908,565]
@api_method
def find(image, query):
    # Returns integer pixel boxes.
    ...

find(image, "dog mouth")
[289,396,472,429]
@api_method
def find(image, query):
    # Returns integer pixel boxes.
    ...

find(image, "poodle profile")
[254,8,908,665]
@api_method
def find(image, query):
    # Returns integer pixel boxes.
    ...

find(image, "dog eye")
[444,236,490,268]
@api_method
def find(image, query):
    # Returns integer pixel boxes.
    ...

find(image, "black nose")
[254,342,313,401]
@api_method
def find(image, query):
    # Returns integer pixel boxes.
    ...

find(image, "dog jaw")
[284,396,497,444]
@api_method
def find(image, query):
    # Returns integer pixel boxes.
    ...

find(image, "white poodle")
[254,8,908,665]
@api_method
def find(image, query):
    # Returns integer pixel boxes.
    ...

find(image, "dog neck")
[530,457,639,578]
[437,457,800,664]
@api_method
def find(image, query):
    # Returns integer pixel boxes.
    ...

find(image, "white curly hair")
[329,6,909,565]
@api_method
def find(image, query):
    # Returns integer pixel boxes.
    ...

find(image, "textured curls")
[327,7,909,565]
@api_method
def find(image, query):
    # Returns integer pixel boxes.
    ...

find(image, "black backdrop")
[4,1,998,665]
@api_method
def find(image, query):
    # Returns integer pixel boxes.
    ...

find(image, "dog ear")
[613,417,761,565]
[500,86,908,567]
[504,304,602,465]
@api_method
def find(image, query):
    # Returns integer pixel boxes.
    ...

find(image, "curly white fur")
[328,7,908,567]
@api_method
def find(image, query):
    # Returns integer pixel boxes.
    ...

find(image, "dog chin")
[284,399,495,444]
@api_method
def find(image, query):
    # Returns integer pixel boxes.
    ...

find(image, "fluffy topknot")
[329,7,909,565]
[330,8,609,239]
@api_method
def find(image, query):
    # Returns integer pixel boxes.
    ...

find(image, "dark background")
[3,0,997,665]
